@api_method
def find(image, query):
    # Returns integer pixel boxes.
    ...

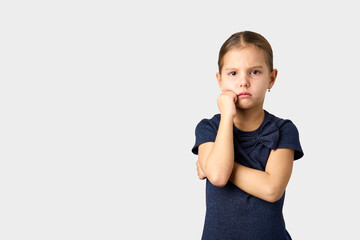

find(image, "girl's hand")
[217,90,237,119]
[196,160,207,180]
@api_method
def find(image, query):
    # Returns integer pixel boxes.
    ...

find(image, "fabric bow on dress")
[236,119,280,153]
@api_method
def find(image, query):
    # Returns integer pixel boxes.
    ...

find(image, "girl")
[191,31,304,240]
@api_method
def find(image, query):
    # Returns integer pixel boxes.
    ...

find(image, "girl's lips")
[238,92,252,98]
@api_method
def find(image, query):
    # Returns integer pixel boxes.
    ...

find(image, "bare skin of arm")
[197,91,237,187]
[229,148,294,203]
[197,144,294,203]
[197,116,234,187]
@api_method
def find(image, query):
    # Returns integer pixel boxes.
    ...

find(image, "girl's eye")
[229,71,236,76]
[250,70,260,75]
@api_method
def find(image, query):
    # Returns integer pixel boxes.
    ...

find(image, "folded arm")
[229,148,294,203]
[197,116,234,187]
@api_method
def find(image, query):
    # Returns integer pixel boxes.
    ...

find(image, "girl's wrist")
[220,114,234,125]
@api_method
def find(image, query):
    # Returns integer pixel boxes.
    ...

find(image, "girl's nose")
[239,76,250,88]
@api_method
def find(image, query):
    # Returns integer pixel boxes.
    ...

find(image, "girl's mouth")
[238,91,252,98]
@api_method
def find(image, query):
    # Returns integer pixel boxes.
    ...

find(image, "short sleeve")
[277,120,304,160]
[191,119,217,155]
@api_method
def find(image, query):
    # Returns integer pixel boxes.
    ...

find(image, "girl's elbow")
[208,173,231,187]
[264,185,284,203]
[265,194,282,203]
[211,178,228,187]
[204,162,233,187]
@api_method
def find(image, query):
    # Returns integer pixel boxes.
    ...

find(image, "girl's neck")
[233,107,265,132]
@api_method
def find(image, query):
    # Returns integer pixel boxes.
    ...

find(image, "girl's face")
[216,45,277,111]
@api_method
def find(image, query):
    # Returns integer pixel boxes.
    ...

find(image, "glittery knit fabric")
[192,110,304,240]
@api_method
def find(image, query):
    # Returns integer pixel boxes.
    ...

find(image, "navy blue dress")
[191,110,304,240]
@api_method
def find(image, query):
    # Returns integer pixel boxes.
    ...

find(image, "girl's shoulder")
[192,114,221,155]
[266,110,304,159]
[196,113,221,130]
[266,110,298,130]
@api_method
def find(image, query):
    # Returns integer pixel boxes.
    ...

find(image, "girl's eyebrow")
[251,65,263,69]
[224,66,263,71]
[224,67,239,71]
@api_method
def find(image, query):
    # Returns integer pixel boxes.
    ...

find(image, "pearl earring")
[268,89,271,92]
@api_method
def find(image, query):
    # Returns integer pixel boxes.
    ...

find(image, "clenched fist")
[217,90,238,119]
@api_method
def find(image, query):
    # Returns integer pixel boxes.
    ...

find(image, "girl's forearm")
[229,163,281,203]
[202,116,234,187]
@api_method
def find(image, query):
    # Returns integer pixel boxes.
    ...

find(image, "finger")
[231,91,238,100]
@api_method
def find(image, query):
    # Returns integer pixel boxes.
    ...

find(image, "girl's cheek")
[225,81,235,88]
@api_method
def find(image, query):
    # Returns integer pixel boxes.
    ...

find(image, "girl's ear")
[269,69,278,89]
[216,72,223,91]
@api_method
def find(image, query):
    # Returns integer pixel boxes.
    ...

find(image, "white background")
[1,1,359,239]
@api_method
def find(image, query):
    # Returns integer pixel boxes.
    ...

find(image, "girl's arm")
[197,115,234,187]
[229,148,294,203]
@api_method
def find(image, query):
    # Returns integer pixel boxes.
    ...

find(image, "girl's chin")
[235,105,251,110]
[235,102,257,110]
